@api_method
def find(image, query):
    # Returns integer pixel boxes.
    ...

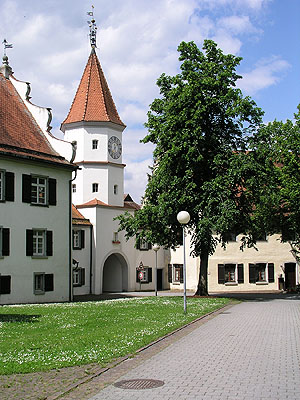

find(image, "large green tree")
[118,40,267,295]
[249,106,300,258]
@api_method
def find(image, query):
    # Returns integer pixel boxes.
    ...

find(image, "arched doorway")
[102,253,128,292]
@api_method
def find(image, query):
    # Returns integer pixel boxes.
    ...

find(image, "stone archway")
[102,253,128,292]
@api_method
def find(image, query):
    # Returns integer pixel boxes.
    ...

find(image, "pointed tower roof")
[61,49,125,129]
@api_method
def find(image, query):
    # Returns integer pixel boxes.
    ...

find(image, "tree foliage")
[249,105,300,258]
[118,40,267,295]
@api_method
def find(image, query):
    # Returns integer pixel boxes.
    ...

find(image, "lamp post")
[177,211,190,313]
[153,244,160,296]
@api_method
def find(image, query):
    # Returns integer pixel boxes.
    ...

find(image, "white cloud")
[124,158,153,204]
[0,0,285,201]
[238,56,290,95]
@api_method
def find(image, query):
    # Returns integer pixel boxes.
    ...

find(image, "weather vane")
[2,39,13,58]
[87,6,97,48]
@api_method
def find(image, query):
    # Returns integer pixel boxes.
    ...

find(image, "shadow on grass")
[0,314,40,323]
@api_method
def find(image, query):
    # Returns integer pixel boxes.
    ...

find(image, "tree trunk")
[195,249,209,296]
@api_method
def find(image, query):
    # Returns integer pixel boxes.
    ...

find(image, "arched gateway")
[102,253,128,292]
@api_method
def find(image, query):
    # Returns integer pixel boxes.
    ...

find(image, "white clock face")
[108,136,122,159]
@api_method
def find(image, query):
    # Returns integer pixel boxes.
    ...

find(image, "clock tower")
[61,44,126,207]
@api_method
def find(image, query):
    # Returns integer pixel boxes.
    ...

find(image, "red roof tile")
[72,204,92,225]
[76,197,141,210]
[0,72,72,168]
[62,49,125,128]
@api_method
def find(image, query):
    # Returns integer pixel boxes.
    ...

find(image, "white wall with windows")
[72,224,92,296]
[168,232,299,293]
[0,158,72,304]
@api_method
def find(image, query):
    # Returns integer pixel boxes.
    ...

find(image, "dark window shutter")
[180,265,184,283]
[48,178,57,206]
[168,264,172,283]
[136,239,140,250]
[5,172,14,201]
[249,263,256,283]
[148,267,152,283]
[45,274,54,291]
[26,229,33,256]
[80,230,85,249]
[2,228,10,256]
[148,243,152,250]
[80,268,85,286]
[237,264,244,284]
[268,263,275,283]
[46,231,53,256]
[0,275,11,294]
[136,269,140,283]
[218,264,225,284]
[22,174,32,203]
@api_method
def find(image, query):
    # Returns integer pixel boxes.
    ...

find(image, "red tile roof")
[0,72,73,168]
[72,204,92,225]
[62,49,125,128]
[76,197,141,210]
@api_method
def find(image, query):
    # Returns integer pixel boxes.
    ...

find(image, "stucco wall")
[0,158,72,304]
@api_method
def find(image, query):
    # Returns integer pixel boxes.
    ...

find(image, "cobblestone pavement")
[88,297,300,400]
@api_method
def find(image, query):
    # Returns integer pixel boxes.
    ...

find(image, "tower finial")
[87,6,97,49]
[1,39,13,78]
[3,39,13,58]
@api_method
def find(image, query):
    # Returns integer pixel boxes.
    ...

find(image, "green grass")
[0,296,230,375]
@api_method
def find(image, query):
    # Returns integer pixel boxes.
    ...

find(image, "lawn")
[0,296,230,375]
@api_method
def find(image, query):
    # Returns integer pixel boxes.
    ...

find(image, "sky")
[1,0,299,203]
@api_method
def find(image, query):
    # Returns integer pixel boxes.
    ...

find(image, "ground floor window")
[136,267,152,283]
[168,264,183,284]
[73,267,85,287]
[0,275,11,294]
[218,264,244,284]
[33,273,54,294]
[249,263,274,284]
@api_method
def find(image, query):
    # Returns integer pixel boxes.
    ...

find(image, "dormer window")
[92,140,98,150]
[92,183,98,193]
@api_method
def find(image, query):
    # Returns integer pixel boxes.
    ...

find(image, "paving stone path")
[89,298,300,400]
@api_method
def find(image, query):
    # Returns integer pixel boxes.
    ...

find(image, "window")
[72,184,76,193]
[72,230,85,250]
[223,232,237,242]
[114,184,118,195]
[22,175,56,206]
[218,264,244,284]
[112,232,120,243]
[92,183,98,193]
[26,230,53,257]
[73,267,85,287]
[0,275,11,294]
[249,263,274,284]
[0,227,10,257]
[137,238,152,251]
[0,170,14,202]
[168,264,183,284]
[92,140,98,149]
[136,267,152,284]
[31,176,47,205]
[33,273,54,294]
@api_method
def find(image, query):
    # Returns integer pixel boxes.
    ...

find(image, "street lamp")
[153,244,160,296]
[177,211,190,313]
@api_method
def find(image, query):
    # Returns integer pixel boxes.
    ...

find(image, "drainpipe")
[69,168,78,302]
[89,224,93,294]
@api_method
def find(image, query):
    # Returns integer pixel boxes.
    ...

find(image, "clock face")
[108,136,122,159]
